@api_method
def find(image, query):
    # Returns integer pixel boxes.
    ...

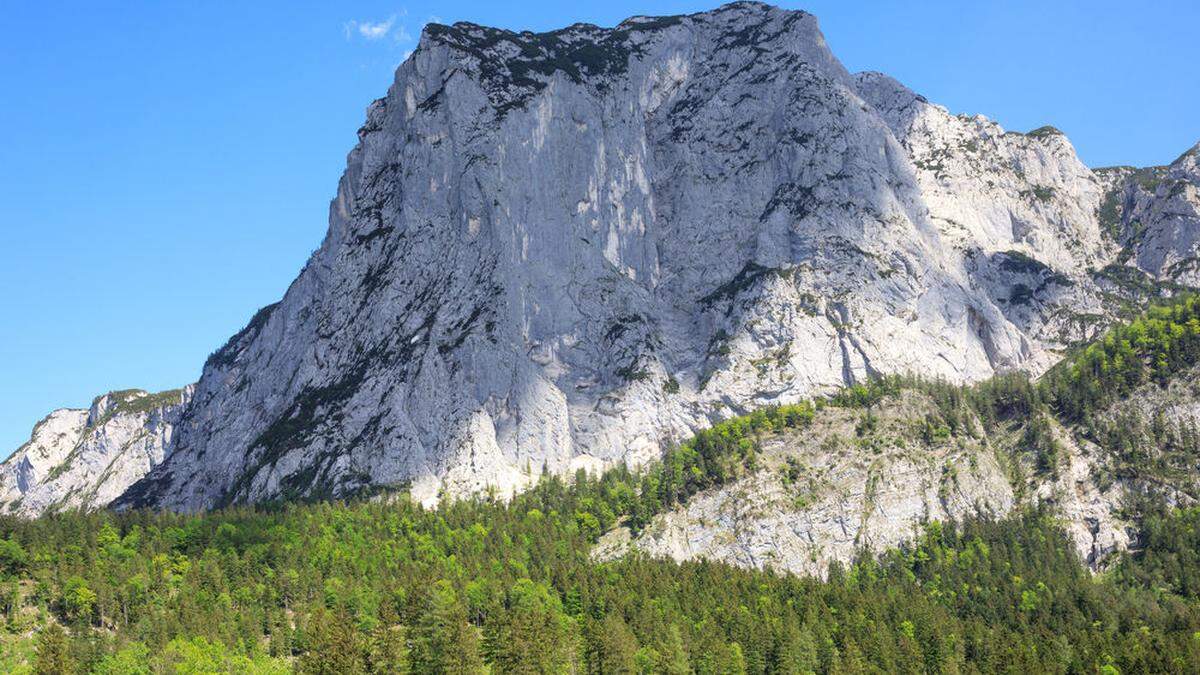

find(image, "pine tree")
[833,637,868,675]
[774,624,818,674]
[726,642,748,675]
[34,623,75,675]
[412,580,483,674]
[367,604,410,674]
[659,624,690,675]
[483,579,576,673]
[297,608,365,674]
[585,613,638,674]
[268,609,291,658]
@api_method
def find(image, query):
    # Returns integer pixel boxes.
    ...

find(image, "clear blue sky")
[2,1,1198,456]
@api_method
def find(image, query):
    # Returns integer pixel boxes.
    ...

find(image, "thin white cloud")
[363,16,395,40]
[345,14,407,41]
[344,11,415,45]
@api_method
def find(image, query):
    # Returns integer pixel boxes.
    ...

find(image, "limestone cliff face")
[2,2,1197,517]
[0,389,191,517]
[1099,144,1200,284]
[113,2,1074,512]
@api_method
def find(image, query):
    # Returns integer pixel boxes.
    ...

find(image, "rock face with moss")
[595,390,1018,575]
[856,73,1122,352]
[0,388,192,517]
[4,3,1198,516]
[1099,144,1200,284]
[596,382,1151,576]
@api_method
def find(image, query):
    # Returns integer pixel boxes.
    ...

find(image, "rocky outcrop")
[597,391,1017,576]
[856,73,1110,273]
[0,388,192,517]
[596,385,1148,575]
[1098,143,1200,285]
[855,72,1129,352]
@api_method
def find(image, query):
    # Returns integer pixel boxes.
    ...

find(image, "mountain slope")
[10,299,1200,667]
[596,379,1132,574]
[1099,143,1200,283]
[602,297,1200,575]
[3,2,1198,516]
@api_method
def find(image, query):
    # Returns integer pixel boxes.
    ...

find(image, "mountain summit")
[4,2,1198,516]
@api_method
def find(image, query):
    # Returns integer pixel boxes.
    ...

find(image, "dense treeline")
[5,297,1200,672]
[853,294,1200,434]
[4,482,1200,672]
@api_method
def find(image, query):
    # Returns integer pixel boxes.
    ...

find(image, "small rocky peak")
[87,389,148,426]
[1170,141,1200,173]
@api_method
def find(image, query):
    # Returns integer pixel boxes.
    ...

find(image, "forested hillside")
[5,296,1200,673]
[5,485,1200,673]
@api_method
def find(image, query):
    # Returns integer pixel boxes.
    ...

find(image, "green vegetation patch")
[1025,125,1064,139]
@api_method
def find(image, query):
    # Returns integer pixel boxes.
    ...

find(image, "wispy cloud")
[344,12,412,42]
[345,16,394,40]
[360,17,394,39]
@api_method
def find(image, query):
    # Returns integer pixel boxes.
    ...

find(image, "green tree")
[367,605,410,674]
[0,580,18,621]
[62,576,97,624]
[484,579,577,673]
[94,642,152,675]
[298,608,366,674]
[774,624,818,674]
[726,642,748,675]
[0,536,28,576]
[585,613,638,674]
[155,636,289,674]
[34,623,75,675]
[633,647,660,674]
[659,624,690,675]
[412,580,483,674]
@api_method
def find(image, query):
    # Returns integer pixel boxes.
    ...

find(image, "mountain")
[3,2,1199,517]
[0,388,191,516]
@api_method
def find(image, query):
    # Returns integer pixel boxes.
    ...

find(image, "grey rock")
[600,391,1017,576]
[111,3,1108,512]
[0,388,192,516]
[599,388,1140,575]
[1099,143,1200,284]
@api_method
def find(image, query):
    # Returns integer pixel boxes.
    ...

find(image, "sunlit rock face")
[0,388,191,517]
[3,2,1194,516]
[1098,143,1200,285]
